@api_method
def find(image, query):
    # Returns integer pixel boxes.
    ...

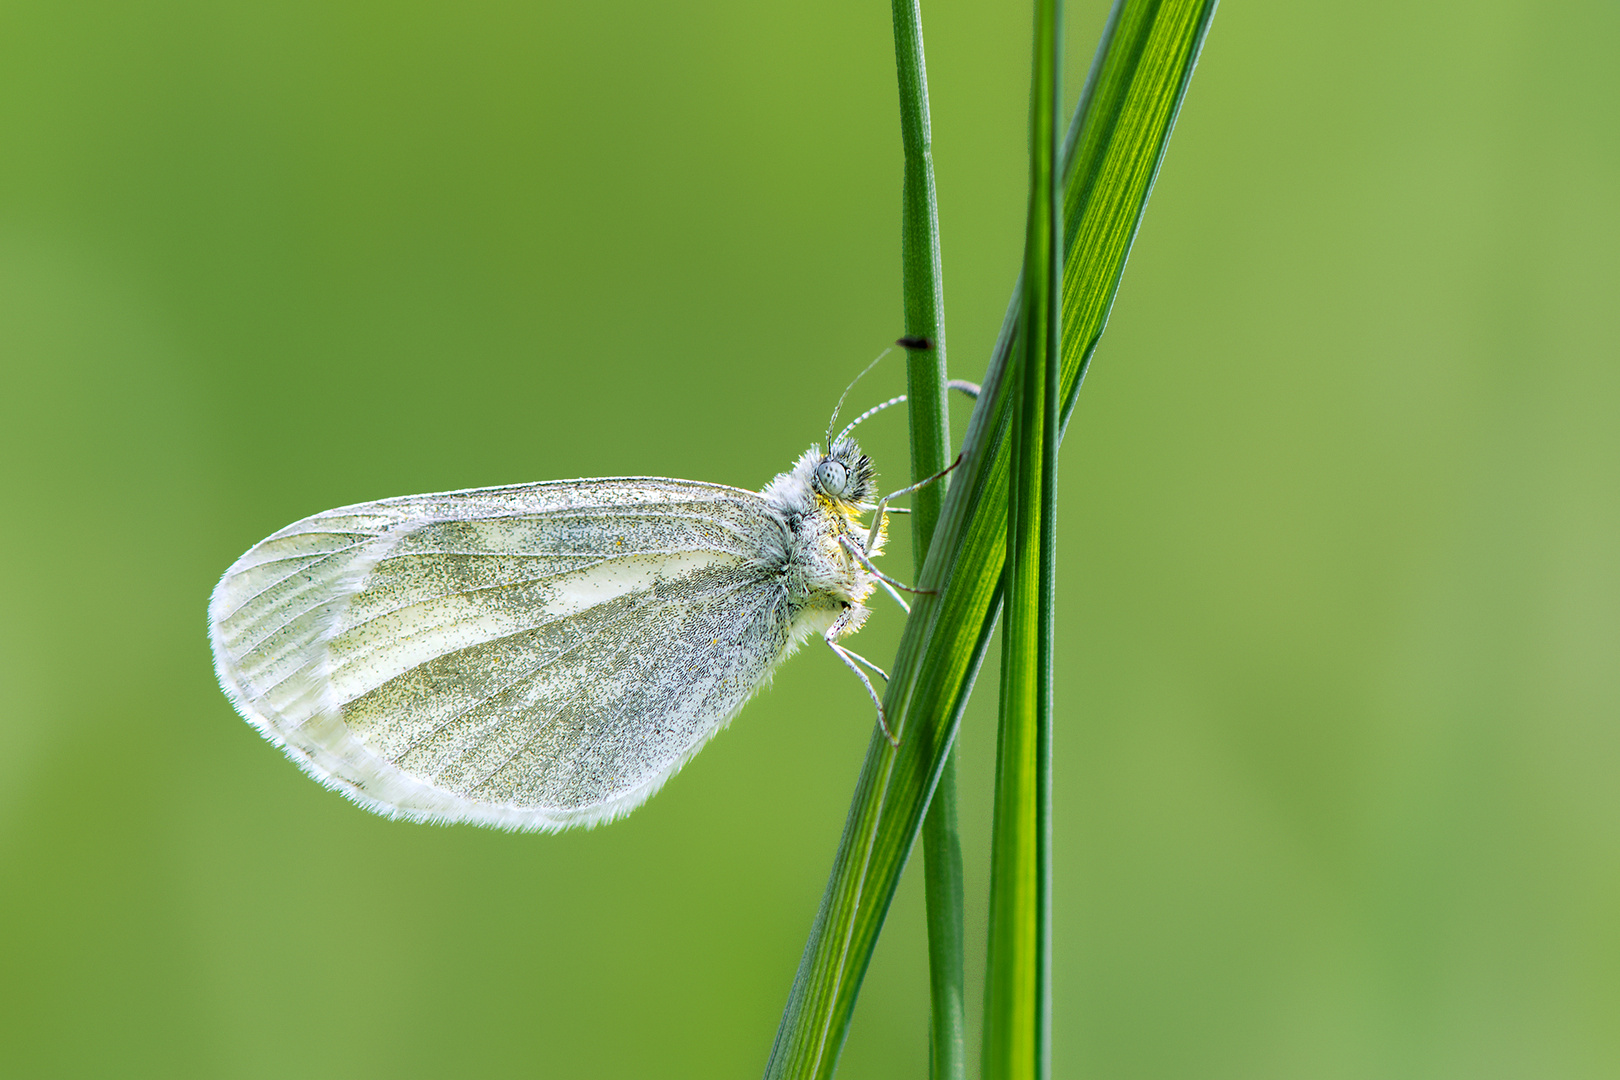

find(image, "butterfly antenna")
[826,347,892,447]
[836,393,908,444]
[834,378,978,443]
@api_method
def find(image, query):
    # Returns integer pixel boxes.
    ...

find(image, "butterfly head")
[812,437,876,510]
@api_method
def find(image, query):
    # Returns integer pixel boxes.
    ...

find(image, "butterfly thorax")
[758,439,883,643]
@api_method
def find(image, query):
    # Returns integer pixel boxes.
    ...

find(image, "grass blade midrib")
[982,0,1061,1072]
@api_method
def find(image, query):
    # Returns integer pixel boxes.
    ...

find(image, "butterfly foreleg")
[863,453,964,555]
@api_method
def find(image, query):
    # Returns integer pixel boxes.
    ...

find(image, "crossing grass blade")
[762,4,1218,1077]
[981,0,1062,1072]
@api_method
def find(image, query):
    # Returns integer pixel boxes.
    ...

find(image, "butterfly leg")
[826,634,898,747]
[864,453,964,554]
[839,535,917,614]
[836,643,889,682]
[873,454,964,520]
[842,533,936,605]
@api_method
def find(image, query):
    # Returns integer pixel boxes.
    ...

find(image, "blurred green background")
[2,0,1615,1076]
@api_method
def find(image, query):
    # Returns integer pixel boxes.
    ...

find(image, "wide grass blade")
[887,1,966,1078]
[982,0,1062,1074]
[763,4,1217,1078]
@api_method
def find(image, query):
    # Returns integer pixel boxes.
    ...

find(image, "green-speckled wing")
[208,478,792,831]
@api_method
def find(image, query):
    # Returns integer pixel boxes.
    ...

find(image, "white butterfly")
[209,433,927,831]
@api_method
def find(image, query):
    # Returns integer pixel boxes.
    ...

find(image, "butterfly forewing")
[210,478,790,830]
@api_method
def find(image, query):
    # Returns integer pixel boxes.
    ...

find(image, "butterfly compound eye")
[816,460,849,497]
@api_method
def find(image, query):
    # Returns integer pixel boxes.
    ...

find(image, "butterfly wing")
[209,478,792,830]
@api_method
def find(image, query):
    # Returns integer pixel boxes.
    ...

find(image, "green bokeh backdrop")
[2,1,1616,1077]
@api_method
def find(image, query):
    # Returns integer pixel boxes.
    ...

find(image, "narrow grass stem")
[887,1,966,1078]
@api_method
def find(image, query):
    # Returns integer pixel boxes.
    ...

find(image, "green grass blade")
[982,0,1062,1073]
[921,749,966,1080]
[887,1,966,1078]
[892,0,950,532]
[763,4,1217,1077]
